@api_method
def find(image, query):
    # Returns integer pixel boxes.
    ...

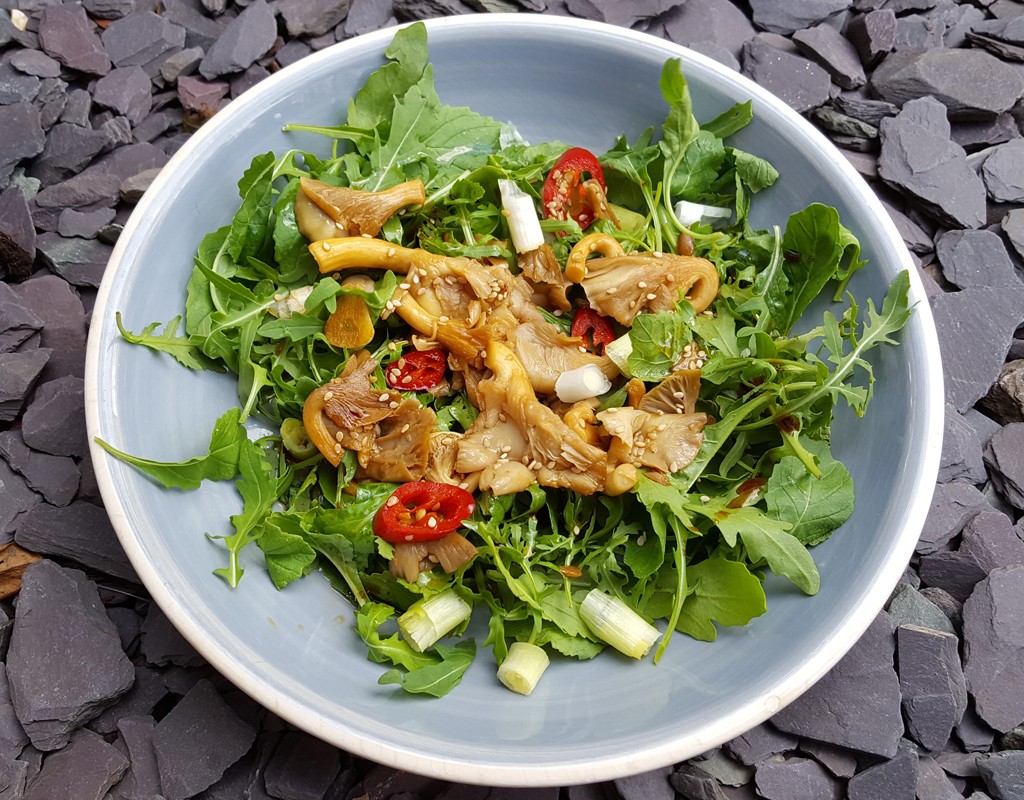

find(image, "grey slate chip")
[0,61,41,106]
[153,679,257,800]
[1002,208,1024,261]
[20,728,128,800]
[963,566,1024,732]
[772,613,903,756]
[0,460,40,542]
[689,750,753,787]
[36,5,111,76]
[919,586,964,631]
[139,603,204,667]
[929,286,1024,411]
[88,665,166,735]
[0,429,80,506]
[917,755,964,800]
[105,606,142,655]
[198,0,276,79]
[893,15,946,51]
[879,200,932,255]
[0,185,35,258]
[159,45,203,82]
[797,742,857,779]
[6,561,135,751]
[0,102,44,188]
[811,106,877,138]
[888,585,956,635]
[92,66,153,125]
[957,704,998,753]
[939,405,988,485]
[25,122,109,188]
[982,140,1024,204]
[878,98,987,230]
[14,501,138,581]
[9,49,60,79]
[102,11,187,69]
[562,0,682,28]
[754,757,841,800]
[349,764,446,800]
[747,0,850,35]
[340,0,397,37]
[20,375,87,458]
[741,39,832,114]
[35,232,113,288]
[898,624,968,751]
[160,0,228,51]
[393,0,477,18]
[832,93,898,126]
[0,666,29,762]
[177,73,227,112]
[978,751,1024,799]
[920,509,1024,601]
[979,360,1024,426]
[984,423,1024,510]
[111,715,162,800]
[31,170,121,216]
[792,23,865,89]
[661,0,755,60]
[614,765,675,800]
[0,757,28,800]
[0,349,49,422]
[951,114,1020,153]
[57,207,117,239]
[872,48,1024,119]
[263,730,343,800]
[279,0,351,37]
[723,723,798,766]
[9,274,86,378]
[936,230,1020,290]
[83,0,136,20]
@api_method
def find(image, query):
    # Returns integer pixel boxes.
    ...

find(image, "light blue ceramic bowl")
[86,14,943,786]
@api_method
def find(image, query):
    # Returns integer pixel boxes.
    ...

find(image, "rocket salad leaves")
[99,23,912,698]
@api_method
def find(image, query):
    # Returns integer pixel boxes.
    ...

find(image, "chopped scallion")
[580,589,661,659]
[497,641,550,695]
[398,589,472,653]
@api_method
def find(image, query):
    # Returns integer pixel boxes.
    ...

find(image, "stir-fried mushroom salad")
[101,24,913,698]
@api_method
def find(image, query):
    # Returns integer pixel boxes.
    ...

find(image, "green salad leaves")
[100,23,912,698]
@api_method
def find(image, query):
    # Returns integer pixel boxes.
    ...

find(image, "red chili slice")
[542,147,607,229]
[571,307,616,354]
[384,348,447,391]
[373,481,476,544]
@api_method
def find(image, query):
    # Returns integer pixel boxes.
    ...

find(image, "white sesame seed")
[646,293,657,300]
[321,242,332,251]
[378,393,389,402]
[387,247,396,257]
[324,391,334,401]
[427,516,437,528]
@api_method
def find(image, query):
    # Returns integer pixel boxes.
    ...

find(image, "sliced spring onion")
[498,179,545,253]
[579,589,661,659]
[267,285,314,319]
[603,333,634,377]
[398,589,472,653]
[673,199,732,229]
[497,641,550,695]
[554,364,612,404]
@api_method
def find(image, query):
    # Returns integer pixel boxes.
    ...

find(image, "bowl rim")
[85,12,944,786]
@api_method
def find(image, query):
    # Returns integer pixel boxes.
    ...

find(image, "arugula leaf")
[356,601,437,671]
[715,506,819,594]
[257,513,317,589]
[765,439,855,546]
[659,58,699,163]
[626,311,691,381]
[95,407,246,490]
[225,152,276,264]
[378,641,475,697]
[116,313,221,372]
[347,22,431,134]
[701,100,753,139]
[732,149,779,193]
[675,558,767,642]
[671,131,727,201]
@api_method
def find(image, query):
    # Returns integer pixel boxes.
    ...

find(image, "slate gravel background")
[3,0,1024,797]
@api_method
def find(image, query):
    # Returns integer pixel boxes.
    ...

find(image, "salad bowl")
[85,14,943,786]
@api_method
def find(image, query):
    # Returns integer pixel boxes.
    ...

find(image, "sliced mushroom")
[300,177,426,237]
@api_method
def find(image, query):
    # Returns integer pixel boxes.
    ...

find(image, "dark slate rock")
[832,93,898,126]
[105,605,142,654]
[564,785,618,800]
[279,0,351,37]
[0,61,41,106]
[15,501,137,581]
[228,62,269,97]
[964,409,1002,451]
[939,405,988,485]
[9,274,86,384]
[984,423,1024,510]
[797,742,857,779]
[6,561,134,750]
[84,0,136,20]
[920,510,1024,601]
[917,755,963,800]
[930,2,985,48]
[0,665,28,762]
[25,122,108,187]
[936,750,982,778]
[957,704,998,753]
[20,376,87,458]
[741,39,831,114]
[872,49,1024,120]
[132,108,182,143]
[978,752,1024,800]
[349,764,447,800]
[98,114,133,154]
[111,715,162,800]
[888,585,956,635]
[0,301,41,354]
[85,141,168,185]
[930,286,1024,411]
[661,0,755,61]
[773,613,902,756]
[92,66,152,125]
[920,586,964,632]
[723,723,798,766]
[198,0,276,79]
[839,148,877,180]
[964,566,1024,732]
[89,665,166,735]
[748,0,850,35]
[119,166,161,202]
[1004,208,1024,262]
[0,103,44,188]
[897,624,967,751]
[263,730,342,800]
[754,757,841,800]
[57,207,116,239]
[691,750,754,786]
[0,430,79,506]
[0,349,49,422]
[160,0,227,52]
[139,603,204,667]
[0,185,35,258]
[196,730,282,800]
[878,99,987,230]
[102,11,186,69]
[20,728,128,800]
[893,14,946,51]
[0,460,40,542]
[669,763,730,799]
[614,765,675,800]
[153,679,257,800]
[160,45,203,82]
[9,50,59,79]
[340,0,396,37]
[979,360,1024,425]
[811,106,877,138]
[0,757,28,800]
[31,170,121,217]
[36,5,111,76]
[792,23,865,89]
[563,0,682,27]
[393,0,477,19]
[879,199,932,255]
[982,139,1024,204]
[274,38,312,69]
[35,232,112,288]
[177,73,228,112]
[936,229,1020,290]
[0,9,35,49]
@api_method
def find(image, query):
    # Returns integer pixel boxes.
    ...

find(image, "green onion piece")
[279,418,318,460]
[580,590,661,659]
[497,641,550,696]
[603,333,634,378]
[398,590,472,653]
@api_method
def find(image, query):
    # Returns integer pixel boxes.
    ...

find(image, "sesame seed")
[334,444,342,453]
[401,375,412,384]
[335,431,344,442]
[399,283,410,290]
[378,393,389,402]
[324,391,334,401]
[458,481,470,489]
[653,251,663,258]
[700,495,710,503]
[387,247,396,257]
[405,534,414,541]
[386,496,399,507]
[427,516,437,528]
[638,281,647,289]
[388,401,399,409]
[439,315,449,323]
[321,242,332,251]
[646,293,657,300]
[606,287,617,294]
